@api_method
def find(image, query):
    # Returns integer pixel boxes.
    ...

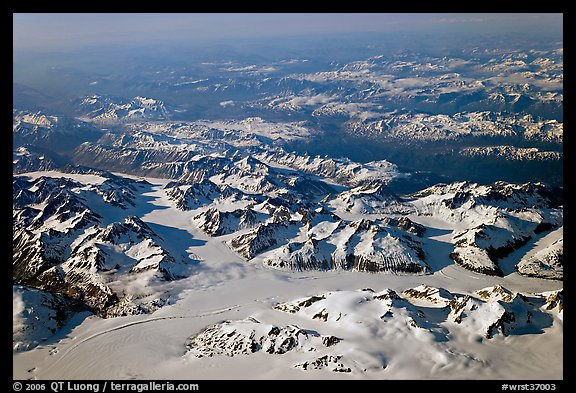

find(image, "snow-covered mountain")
[184,285,560,375]
[517,237,563,280]
[13,172,198,320]
[328,182,414,214]
[12,146,563,380]
[460,146,562,161]
[165,179,250,211]
[193,207,266,237]
[14,169,562,321]
[186,317,338,358]
[13,146,60,174]
[264,47,563,118]
[345,111,563,144]
[13,285,91,352]
[409,181,562,277]
[71,135,344,203]
[74,95,174,123]
[448,285,554,338]
[13,164,562,360]
[255,218,429,274]
[12,29,564,380]
[13,110,102,153]
[251,148,402,187]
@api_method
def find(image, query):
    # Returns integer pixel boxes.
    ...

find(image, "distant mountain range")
[13,102,563,341]
[13,36,564,379]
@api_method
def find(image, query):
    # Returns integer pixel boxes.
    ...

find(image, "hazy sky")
[13,13,563,51]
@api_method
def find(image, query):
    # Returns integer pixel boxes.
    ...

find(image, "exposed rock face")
[13,110,102,153]
[228,222,289,260]
[380,216,426,237]
[13,173,194,318]
[402,285,453,306]
[193,207,262,237]
[539,289,563,314]
[73,95,173,123]
[410,180,562,277]
[517,238,563,280]
[165,179,246,211]
[330,182,415,214]
[184,285,559,375]
[185,318,335,358]
[448,285,549,339]
[294,355,352,373]
[274,295,326,314]
[475,285,515,303]
[261,219,429,274]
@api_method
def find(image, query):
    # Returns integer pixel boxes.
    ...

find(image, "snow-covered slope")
[409,181,562,276]
[13,146,61,174]
[182,285,560,376]
[259,218,428,274]
[164,179,250,211]
[346,111,563,144]
[448,285,552,338]
[13,285,90,352]
[517,236,563,280]
[74,95,173,123]
[193,207,265,237]
[12,37,564,380]
[12,170,563,380]
[13,110,102,153]
[13,172,198,319]
[328,182,414,214]
[252,148,402,187]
